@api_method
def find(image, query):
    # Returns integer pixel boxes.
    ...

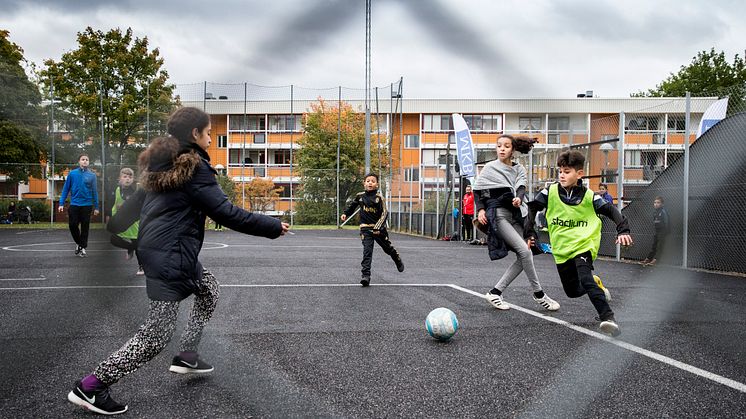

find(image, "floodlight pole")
[364,0,371,173]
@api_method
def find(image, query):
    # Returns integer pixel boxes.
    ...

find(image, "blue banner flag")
[451,113,476,179]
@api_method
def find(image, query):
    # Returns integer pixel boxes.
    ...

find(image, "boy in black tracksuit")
[341,173,404,287]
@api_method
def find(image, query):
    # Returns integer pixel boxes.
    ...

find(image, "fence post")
[616,112,625,261]
[682,92,691,268]
[409,164,413,232]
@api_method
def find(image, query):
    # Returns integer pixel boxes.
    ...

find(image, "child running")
[525,150,632,336]
[341,173,404,287]
[67,107,289,415]
[108,167,144,275]
[474,135,560,312]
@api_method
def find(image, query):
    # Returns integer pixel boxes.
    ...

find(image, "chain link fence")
[3,80,745,274]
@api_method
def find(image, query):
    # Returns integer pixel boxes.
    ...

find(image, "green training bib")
[113,186,139,240]
[546,183,601,264]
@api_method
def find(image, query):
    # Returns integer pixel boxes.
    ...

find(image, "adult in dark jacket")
[67,107,290,416]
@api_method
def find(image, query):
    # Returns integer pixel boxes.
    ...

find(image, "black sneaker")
[360,276,370,287]
[169,355,214,374]
[74,246,82,256]
[393,255,404,272]
[67,380,128,415]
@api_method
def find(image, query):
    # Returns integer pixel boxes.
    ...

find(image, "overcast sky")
[2,0,745,98]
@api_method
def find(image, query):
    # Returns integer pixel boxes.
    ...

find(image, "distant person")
[108,168,143,275]
[58,153,99,257]
[6,201,16,223]
[462,185,474,242]
[526,150,633,337]
[67,107,289,416]
[341,173,404,287]
[597,183,614,205]
[474,135,560,312]
[642,196,669,266]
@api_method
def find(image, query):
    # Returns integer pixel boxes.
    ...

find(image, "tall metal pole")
[682,92,691,268]
[290,85,295,226]
[242,83,247,209]
[146,82,150,143]
[99,77,106,223]
[337,86,342,228]
[616,112,625,261]
[364,0,371,173]
[49,77,55,225]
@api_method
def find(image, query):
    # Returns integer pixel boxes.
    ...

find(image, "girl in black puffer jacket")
[68,107,290,416]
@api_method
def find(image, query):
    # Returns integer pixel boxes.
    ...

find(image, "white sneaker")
[485,292,510,310]
[79,248,87,257]
[599,318,621,337]
[136,266,145,276]
[533,294,560,311]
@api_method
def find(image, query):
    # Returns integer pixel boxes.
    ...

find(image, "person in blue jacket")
[58,153,99,257]
[66,107,289,416]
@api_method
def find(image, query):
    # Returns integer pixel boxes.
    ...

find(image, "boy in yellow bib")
[525,150,633,336]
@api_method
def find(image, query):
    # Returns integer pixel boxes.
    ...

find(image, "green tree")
[0,30,45,182]
[40,27,176,169]
[634,48,746,108]
[216,173,238,204]
[296,99,389,225]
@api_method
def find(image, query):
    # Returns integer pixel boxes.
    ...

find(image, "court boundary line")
[0,281,743,393]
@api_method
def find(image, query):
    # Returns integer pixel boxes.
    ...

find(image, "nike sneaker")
[169,355,214,374]
[67,380,128,415]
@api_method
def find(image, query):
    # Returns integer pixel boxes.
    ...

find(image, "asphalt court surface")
[0,228,744,418]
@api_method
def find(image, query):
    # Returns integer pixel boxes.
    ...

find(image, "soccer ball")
[425,307,459,341]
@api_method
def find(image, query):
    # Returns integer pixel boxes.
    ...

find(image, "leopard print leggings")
[93,270,220,385]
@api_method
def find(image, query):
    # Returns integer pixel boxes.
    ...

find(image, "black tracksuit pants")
[360,228,399,277]
[556,251,613,321]
[68,205,93,249]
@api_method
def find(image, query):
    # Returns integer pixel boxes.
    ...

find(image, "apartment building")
[4,96,717,217]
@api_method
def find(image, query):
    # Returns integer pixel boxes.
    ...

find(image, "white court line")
[1,281,743,393]
[1,241,228,252]
[447,284,746,394]
[0,277,45,281]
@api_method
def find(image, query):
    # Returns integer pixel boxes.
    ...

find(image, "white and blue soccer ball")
[425,307,459,341]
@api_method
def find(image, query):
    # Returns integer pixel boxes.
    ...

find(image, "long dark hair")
[167,107,210,145]
[498,134,537,154]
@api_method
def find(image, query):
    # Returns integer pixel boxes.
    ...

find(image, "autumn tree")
[0,30,45,182]
[296,99,389,225]
[40,27,176,170]
[216,173,238,204]
[241,178,283,213]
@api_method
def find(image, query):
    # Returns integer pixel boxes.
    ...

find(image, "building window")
[422,114,454,131]
[476,149,497,163]
[422,149,446,165]
[274,149,291,165]
[667,115,686,131]
[269,115,300,132]
[519,116,542,132]
[405,134,419,148]
[404,167,420,181]
[624,150,642,167]
[217,135,228,148]
[626,115,660,131]
[254,133,266,144]
[229,115,266,131]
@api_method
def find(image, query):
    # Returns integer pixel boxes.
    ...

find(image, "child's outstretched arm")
[523,188,548,241]
[594,196,633,245]
[108,189,145,235]
[341,193,362,221]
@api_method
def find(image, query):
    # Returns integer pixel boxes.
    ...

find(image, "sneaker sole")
[169,365,214,374]
[67,391,128,415]
[599,321,621,337]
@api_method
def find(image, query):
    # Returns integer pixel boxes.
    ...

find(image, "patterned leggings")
[94,270,220,385]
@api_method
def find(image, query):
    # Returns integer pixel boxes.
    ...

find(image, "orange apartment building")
[6,96,717,217]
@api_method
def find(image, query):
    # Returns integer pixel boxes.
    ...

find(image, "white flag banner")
[696,97,728,138]
[451,113,476,179]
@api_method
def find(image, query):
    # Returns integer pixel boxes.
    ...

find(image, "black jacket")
[653,207,670,234]
[343,190,388,230]
[108,137,283,301]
